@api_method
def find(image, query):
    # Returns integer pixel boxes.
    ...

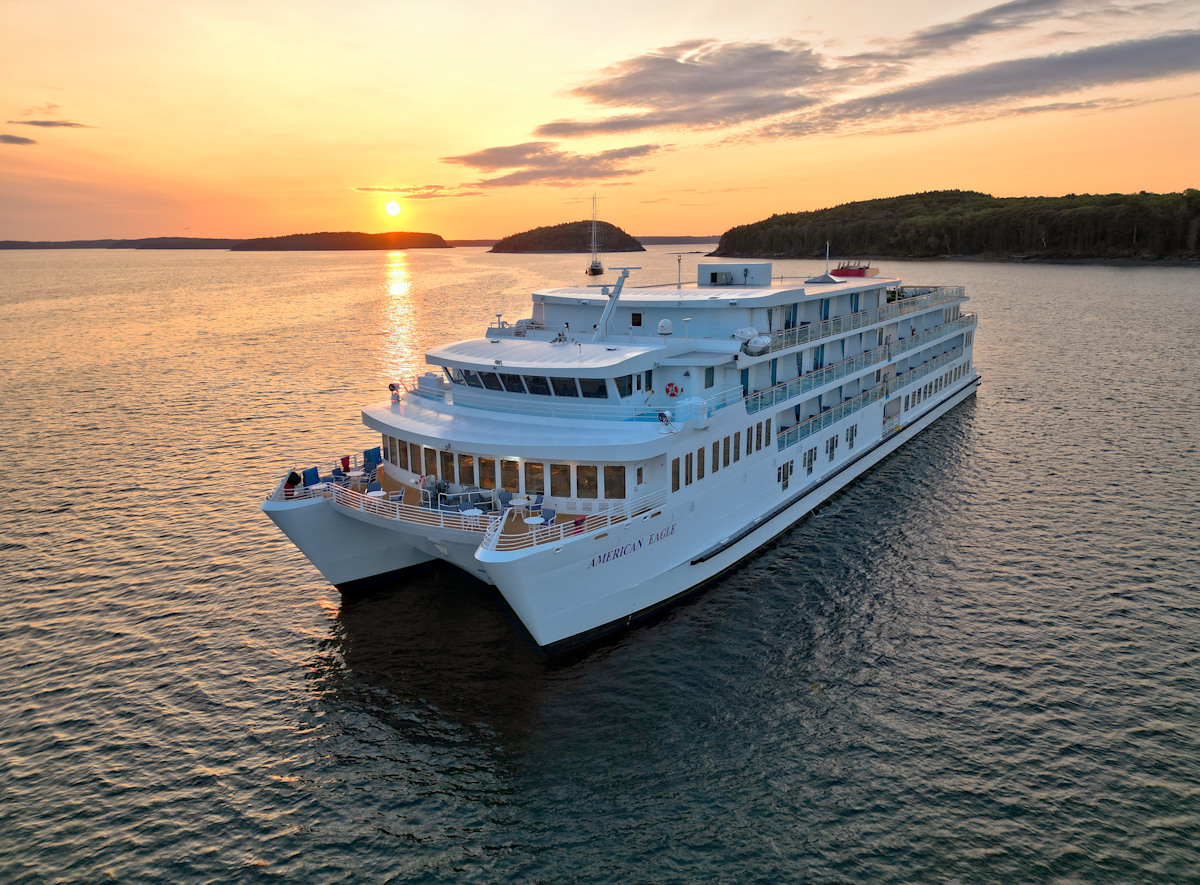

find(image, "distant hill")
[447,239,497,247]
[232,231,448,251]
[0,237,240,250]
[714,190,1200,261]
[491,220,644,253]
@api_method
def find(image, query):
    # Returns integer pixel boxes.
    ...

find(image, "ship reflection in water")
[308,566,558,740]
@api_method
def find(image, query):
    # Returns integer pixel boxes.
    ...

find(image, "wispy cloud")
[1,134,37,145]
[354,184,484,199]
[6,119,95,128]
[442,141,661,187]
[767,30,1200,137]
[535,39,886,137]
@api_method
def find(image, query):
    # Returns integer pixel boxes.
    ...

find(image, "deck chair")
[331,466,347,485]
[302,466,320,487]
[540,507,556,524]
[367,480,382,493]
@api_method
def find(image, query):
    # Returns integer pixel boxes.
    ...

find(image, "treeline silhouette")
[491,220,644,253]
[231,231,448,250]
[714,190,1200,260]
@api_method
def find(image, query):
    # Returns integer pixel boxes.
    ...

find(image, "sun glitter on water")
[385,201,401,216]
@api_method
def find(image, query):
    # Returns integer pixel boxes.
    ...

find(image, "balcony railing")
[776,345,967,451]
[746,314,976,414]
[479,489,669,552]
[764,286,966,356]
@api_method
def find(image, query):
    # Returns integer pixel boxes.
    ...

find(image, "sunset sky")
[2,0,1197,240]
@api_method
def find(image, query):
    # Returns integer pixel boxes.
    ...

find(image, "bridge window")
[461,370,484,388]
[479,372,503,391]
[524,375,552,395]
[551,377,579,397]
[579,378,608,399]
[616,374,633,397]
[499,373,526,393]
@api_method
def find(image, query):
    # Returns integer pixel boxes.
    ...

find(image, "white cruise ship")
[263,261,979,649]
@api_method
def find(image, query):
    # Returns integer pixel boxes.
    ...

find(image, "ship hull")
[479,379,979,649]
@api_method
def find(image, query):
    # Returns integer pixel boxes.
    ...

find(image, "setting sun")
[385,201,401,217]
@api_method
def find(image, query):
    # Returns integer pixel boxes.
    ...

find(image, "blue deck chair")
[497,490,513,513]
[366,480,382,493]
[540,507,556,524]
[302,466,320,487]
[331,466,347,485]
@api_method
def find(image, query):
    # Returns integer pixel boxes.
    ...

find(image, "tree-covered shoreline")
[714,190,1200,262]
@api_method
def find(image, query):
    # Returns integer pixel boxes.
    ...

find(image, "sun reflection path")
[381,251,420,382]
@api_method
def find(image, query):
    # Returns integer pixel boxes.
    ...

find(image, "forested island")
[490,220,644,253]
[231,231,448,250]
[0,237,242,250]
[714,190,1200,262]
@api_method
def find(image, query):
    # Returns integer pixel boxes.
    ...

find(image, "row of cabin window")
[902,360,970,412]
[446,368,654,400]
[670,419,771,492]
[384,435,631,499]
[798,421,860,477]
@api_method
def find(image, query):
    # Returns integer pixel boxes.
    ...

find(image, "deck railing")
[775,345,966,451]
[745,313,976,414]
[764,286,965,356]
[479,489,669,552]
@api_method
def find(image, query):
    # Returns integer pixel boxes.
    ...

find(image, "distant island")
[231,231,448,250]
[635,235,720,245]
[490,220,644,253]
[714,190,1200,262]
[0,231,449,251]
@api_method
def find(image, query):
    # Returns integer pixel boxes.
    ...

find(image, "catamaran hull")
[479,379,978,648]
[262,496,436,586]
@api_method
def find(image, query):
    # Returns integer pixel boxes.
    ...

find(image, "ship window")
[458,454,474,485]
[501,459,519,491]
[712,441,720,473]
[440,451,455,482]
[733,432,741,463]
[480,372,504,391]
[424,447,437,476]
[904,395,910,411]
[756,423,763,452]
[616,374,633,397]
[577,465,598,498]
[604,465,626,499]
[671,458,681,492]
[397,440,408,471]
[499,373,526,393]
[704,367,715,389]
[746,428,753,457]
[479,458,496,489]
[524,375,552,395]
[685,453,693,485]
[579,378,608,399]
[645,369,653,391]
[632,312,643,327]
[462,370,484,388]
[550,463,571,496]
[804,447,816,475]
[765,419,771,447]
[847,424,857,450]
[524,462,544,494]
[723,436,731,467]
[551,377,579,397]
[637,466,643,485]
[409,443,422,472]
[696,448,705,480]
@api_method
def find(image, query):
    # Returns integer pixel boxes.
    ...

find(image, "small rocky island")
[231,231,449,251]
[490,220,644,253]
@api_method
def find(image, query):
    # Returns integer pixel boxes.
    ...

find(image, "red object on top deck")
[832,261,880,277]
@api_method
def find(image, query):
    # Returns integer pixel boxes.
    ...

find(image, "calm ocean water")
[1,247,1197,883]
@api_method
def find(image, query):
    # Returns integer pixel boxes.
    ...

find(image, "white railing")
[775,345,966,451]
[745,314,976,414]
[480,489,669,552]
[764,286,966,355]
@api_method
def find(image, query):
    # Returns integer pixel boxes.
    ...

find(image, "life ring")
[665,382,681,397]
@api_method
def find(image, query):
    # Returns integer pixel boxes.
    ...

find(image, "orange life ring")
[665,382,681,397]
